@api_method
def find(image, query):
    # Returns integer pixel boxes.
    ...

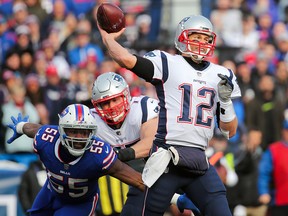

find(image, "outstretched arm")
[106,159,145,192]
[98,24,137,69]
[7,113,41,143]
[21,123,42,138]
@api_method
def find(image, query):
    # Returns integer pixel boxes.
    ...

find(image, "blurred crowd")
[0,0,288,215]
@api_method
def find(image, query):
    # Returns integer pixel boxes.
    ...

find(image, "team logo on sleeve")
[144,51,156,58]
[154,106,159,113]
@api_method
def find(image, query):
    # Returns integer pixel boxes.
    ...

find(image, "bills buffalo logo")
[59,107,69,117]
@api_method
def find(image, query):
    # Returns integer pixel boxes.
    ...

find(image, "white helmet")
[91,72,131,125]
[58,104,97,157]
[174,15,216,61]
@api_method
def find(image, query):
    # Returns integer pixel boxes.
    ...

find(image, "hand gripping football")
[97,3,125,33]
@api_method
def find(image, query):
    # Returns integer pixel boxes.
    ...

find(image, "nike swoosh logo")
[105,146,109,153]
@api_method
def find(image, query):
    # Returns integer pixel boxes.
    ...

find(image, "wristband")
[16,122,27,134]
[118,148,135,162]
[219,100,236,122]
[170,193,180,205]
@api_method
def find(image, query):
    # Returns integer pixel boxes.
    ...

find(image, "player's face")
[99,95,124,111]
[187,32,211,55]
[65,128,91,149]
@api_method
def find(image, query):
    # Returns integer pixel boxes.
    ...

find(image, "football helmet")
[91,72,131,125]
[174,15,216,61]
[58,104,97,157]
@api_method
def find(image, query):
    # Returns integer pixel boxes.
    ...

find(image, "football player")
[97,14,241,215]
[91,72,199,216]
[6,104,145,216]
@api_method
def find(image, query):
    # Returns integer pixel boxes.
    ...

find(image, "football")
[96,3,125,33]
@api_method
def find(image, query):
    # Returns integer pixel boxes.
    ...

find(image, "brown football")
[96,3,125,33]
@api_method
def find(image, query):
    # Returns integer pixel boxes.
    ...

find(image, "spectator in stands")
[10,2,29,31]
[24,0,48,25]
[40,0,74,40]
[210,0,243,47]
[256,12,274,43]
[232,140,267,216]
[0,14,16,67]
[246,75,285,152]
[250,52,273,94]
[0,0,13,18]
[25,15,42,52]
[73,66,93,106]
[236,61,255,106]
[275,32,288,62]
[238,11,259,59]
[33,51,47,86]
[41,39,71,80]
[270,21,287,46]
[68,19,104,67]
[1,49,21,76]
[258,112,288,216]
[43,65,70,124]
[19,50,34,76]
[274,61,288,105]
[1,83,40,165]
[63,0,95,19]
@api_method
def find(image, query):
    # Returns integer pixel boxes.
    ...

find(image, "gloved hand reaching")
[7,113,29,144]
[217,73,234,103]
[177,193,201,216]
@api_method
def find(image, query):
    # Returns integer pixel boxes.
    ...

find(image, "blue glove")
[7,113,29,144]
[177,194,201,216]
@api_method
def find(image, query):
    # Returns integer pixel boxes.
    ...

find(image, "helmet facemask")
[92,88,130,125]
[58,104,97,157]
[91,72,131,125]
[178,29,216,61]
[174,15,217,62]
[60,127,95,157]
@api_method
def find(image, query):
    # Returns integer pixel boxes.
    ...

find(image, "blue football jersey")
[33,125,117,204]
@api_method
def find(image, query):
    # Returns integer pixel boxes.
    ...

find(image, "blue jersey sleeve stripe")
[141,96,149,124]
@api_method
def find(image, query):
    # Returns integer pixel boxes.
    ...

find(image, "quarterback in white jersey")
[97,14,238,216]
[144,49,241,148]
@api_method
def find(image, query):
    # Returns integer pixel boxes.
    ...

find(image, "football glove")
[177,193,201,215]
[7,113,29,144]
[217,73,234,103]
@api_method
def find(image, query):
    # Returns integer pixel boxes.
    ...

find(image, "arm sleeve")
[131,55,154,82]
[258,149,273,195]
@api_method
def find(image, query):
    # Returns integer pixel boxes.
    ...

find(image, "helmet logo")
[60,107,69,118]
[180,17,190,25]
[113,74,124,83]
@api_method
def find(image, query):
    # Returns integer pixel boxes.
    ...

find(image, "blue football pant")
[142,164,232,216]
[28,181,97,216]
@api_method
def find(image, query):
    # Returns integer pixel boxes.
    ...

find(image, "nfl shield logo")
[64,164,69,170]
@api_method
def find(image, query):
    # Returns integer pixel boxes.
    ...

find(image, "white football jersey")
[91,96,159,148]
[144,50,241,148]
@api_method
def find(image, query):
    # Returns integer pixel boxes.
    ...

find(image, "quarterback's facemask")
[175,15,216,61]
